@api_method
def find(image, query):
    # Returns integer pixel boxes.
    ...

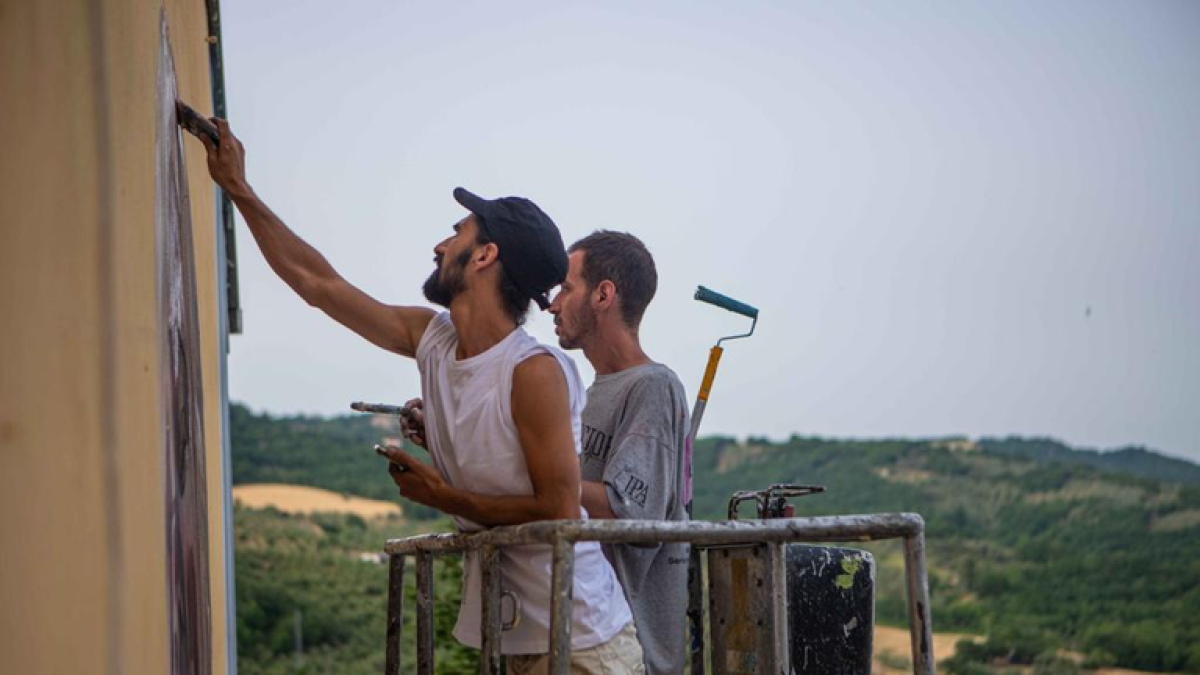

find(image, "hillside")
[233,507,478,675]
[231,404,1200,673]
[977,437,1200,486]
[230,403,440,519]
[692,436,1200,673]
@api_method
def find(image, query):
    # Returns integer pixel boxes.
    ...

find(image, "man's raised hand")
[200,118,252,200]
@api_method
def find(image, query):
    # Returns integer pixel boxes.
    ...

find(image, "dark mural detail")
[157,11,212,675]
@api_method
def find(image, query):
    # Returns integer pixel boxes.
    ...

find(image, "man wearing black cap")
[202,121,643,672]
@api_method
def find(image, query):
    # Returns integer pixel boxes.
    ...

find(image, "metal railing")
[383,513,935,675]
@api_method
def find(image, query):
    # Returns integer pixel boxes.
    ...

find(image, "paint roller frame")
[694,285,758,346]
[688,284,760,441]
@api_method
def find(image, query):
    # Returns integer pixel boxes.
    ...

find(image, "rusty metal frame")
[383,513,935,675]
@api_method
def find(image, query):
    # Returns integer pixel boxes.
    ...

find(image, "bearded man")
[201,120,642,672]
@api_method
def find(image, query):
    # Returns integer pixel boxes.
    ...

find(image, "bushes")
[1079,621,1200,673]
[691,434,1200,673]
[234,507,477,675]
[232,410,1200,674]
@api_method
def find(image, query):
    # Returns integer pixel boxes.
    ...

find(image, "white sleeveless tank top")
[415,312,631,654]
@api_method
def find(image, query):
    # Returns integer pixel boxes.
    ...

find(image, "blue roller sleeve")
[694,285,759,318]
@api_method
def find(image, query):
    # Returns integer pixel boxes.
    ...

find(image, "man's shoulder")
[415,311,455,366]
[627,363,686,399]
[512,350,558,376]
[513,335,586,406]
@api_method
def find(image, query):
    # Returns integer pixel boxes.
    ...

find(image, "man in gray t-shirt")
[549,231,691,675]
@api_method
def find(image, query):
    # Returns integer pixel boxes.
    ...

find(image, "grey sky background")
[220,1,1199,462]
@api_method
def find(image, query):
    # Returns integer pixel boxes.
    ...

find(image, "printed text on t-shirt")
[581,424,613,465]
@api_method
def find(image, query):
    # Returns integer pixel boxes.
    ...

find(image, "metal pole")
[688,346,722,675]
[903,532,936,675]
[480,547,503,675]
[548,538,576,675]
[385,554,405,675]
[688,347,723,443]
[415,552,435,675]
[769,543,790,675]
[386,513,926,555]
[687,546,705,675]
[203,0,241,337]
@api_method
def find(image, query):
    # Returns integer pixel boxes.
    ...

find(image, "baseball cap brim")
[453,187,490,217]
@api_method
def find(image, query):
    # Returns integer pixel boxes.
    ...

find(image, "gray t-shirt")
[580,363,691,675]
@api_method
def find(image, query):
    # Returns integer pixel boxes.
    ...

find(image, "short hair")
[476,226,531,326]
[569,231,658,328]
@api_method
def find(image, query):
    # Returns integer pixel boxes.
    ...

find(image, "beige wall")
[1,2,229,674]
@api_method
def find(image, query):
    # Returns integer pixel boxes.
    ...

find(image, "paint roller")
[688,285,759,442]
[685,285,760,671]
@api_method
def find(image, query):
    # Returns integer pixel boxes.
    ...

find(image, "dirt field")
[871,625,1167,675]
[873,624,976,673]
[233,484,401,519]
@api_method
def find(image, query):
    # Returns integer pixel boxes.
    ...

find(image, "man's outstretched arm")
[383,354,582,526]
[201,119,433,357]
[582,481,618,519]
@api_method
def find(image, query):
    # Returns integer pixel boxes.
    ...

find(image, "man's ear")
[594,280,617,312]
[475,242,500,268]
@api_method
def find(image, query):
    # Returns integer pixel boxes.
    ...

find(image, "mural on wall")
[156,11,213,675]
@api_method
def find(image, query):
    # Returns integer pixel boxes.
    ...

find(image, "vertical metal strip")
[203,0,241,336]
[903,533,936,675]
[770,543,790,675]
[214,201,237,675]
[415,553,435,675]
[549,539,576,675]
[385,554,405,675]
[479,547,503,675]
[204,6,238,672]
[201,1,239,671]
[688,400,708,447]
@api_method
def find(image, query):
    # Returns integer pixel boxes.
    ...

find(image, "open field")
[874,625,977,673]
[233,483,401,518]
[872,625,1174,675]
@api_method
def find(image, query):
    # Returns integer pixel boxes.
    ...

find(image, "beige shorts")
[506,621,645,675]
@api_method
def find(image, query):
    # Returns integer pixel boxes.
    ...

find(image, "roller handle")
[694,285,758,319]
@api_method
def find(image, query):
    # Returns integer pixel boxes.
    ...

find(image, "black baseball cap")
[453,187,568,310]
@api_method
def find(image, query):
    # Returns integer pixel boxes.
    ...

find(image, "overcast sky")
[219,1,1199,462]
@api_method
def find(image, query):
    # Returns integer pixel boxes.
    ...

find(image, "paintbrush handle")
[175,99,219,145]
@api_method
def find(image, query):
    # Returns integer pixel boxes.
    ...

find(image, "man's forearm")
[435,484,579,527]
[581,480,617,519]
[228,187,340,304]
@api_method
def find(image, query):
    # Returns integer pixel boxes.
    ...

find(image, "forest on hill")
[231,404,1200,674]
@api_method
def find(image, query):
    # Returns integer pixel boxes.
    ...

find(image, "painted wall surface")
[0,2,230,675]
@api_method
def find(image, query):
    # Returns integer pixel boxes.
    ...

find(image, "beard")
[422,248,472,308]
[556,304,597,350]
